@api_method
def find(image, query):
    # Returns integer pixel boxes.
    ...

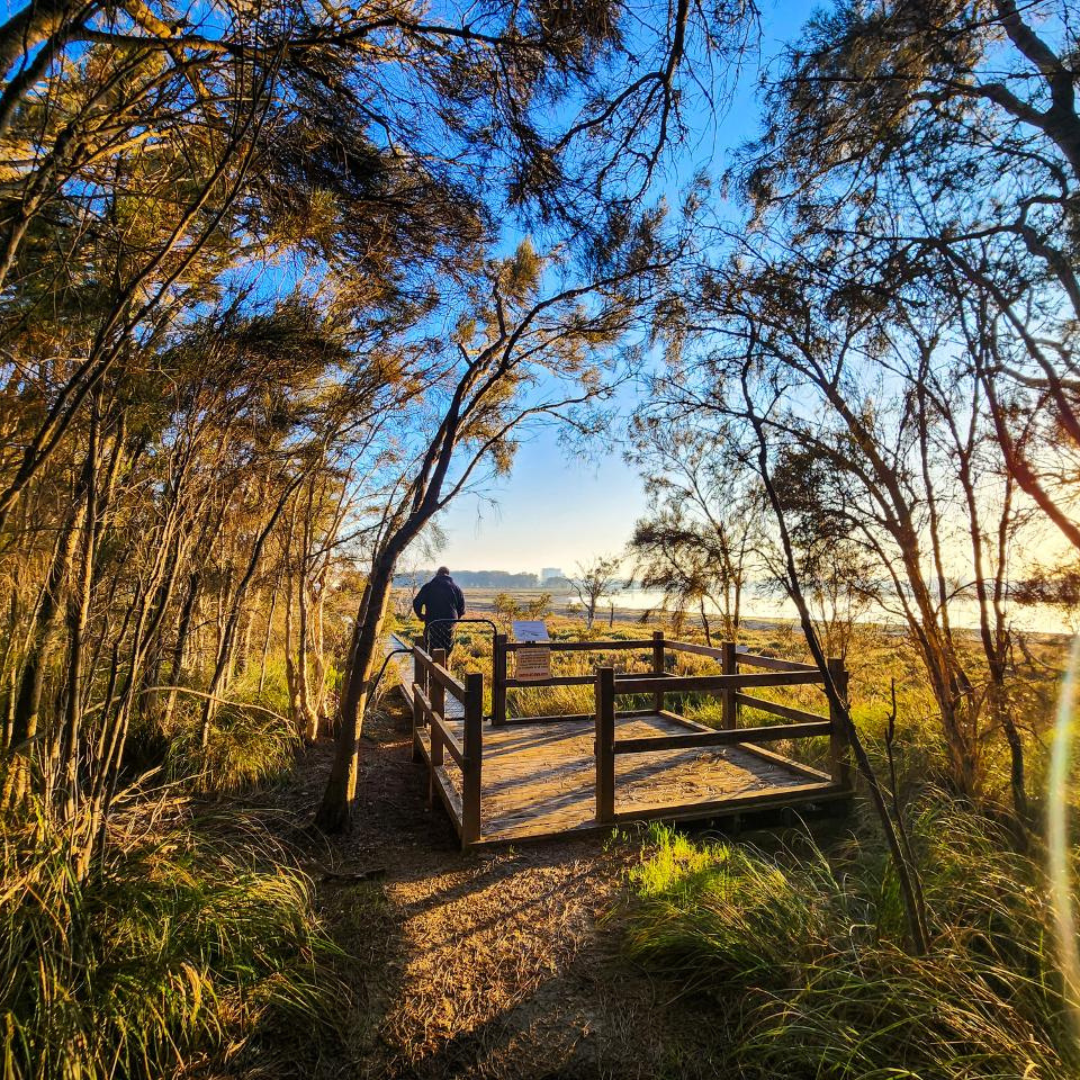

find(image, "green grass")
[125,659,302,794]
[0,797,345,1080]
[619,811,1079,1079]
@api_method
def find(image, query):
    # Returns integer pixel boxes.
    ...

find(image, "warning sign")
[515,646,551,682]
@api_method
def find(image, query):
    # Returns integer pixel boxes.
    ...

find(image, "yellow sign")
[515,646,551,682]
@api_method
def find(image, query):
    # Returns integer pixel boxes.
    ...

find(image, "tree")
[569,554,624,630]
[315,230,677,831]
[738,0,1080,553]
[655,239,1036,823]
[0,0,759,852]
[628,420,755,642]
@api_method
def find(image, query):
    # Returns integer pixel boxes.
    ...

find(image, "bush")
[1,800,344,1079]
[619,810,1078,1079]
[166,699,300,793]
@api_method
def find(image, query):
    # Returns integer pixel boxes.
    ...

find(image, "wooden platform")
[416,712,844,844]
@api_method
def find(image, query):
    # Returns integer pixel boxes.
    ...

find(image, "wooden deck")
[416,712,844,844]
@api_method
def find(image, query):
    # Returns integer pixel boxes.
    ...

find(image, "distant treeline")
[395,570,565,589]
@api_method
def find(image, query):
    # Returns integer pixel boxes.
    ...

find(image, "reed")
[0,792,343,1079]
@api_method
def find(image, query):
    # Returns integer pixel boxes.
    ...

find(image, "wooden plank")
[431,716,465,767]
[416,729,464,836]
[461,672,484,847]
[433,766,465,837]
[500,708,659,726]
[504,671,673,690]
[411,685,423,763]
[737,742,832,782]
[737,653,818,673]
[429,659,467,702]
[663,641,817,671]
[501,711,595,725]
[613,671,824,694]
[652,631,665,714]
[430,648,446,731]
[665,639,726,659]
[735,693,827,725]
[656,709,711,730]
[614,720,832,754]
[595,668,615,823]
[504,674,594,688]
[611,781,849,825]
[828,657,853,790]
[721,641,737,730]
[416,729,464,834]
[504,638,658,653]
[425,687,444,772]
[492,633,508,726]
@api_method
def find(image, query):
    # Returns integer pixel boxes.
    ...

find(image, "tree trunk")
[314,565,390,832]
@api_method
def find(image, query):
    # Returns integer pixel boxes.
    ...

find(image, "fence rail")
[593,637,851,824]
[411,644,483,847]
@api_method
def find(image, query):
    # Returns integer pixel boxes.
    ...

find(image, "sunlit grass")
[619,809,1080,1079]
[0,795,345,1080]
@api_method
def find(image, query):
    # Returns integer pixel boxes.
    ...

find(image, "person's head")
[436,566,450,577]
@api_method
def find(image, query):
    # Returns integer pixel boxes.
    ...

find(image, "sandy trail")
[281,704,717,1080]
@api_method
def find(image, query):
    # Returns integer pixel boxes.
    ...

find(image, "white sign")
[511,620,550,643]
[515,646,551,682]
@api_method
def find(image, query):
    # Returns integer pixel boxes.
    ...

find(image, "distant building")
[540,567,564,583]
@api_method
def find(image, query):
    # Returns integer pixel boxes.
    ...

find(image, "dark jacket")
[413,575,465,625]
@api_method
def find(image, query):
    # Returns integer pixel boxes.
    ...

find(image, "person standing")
[412,567,466,657]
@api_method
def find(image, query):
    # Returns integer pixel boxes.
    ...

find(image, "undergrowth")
[620,806,1079,1079]
[128,661,302,793]
[1,797,344,1080]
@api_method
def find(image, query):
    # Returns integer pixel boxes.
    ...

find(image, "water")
[565,588,1073,637]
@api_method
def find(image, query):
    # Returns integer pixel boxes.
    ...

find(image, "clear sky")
[434,0,820,576]
[434,424,643,575]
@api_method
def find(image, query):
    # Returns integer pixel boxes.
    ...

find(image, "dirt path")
[281,703,718,1080]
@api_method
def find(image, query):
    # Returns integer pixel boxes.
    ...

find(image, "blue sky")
[434,0,821,576]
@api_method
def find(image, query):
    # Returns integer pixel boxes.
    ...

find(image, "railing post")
[652,631,665,714]
[411,687,423,763]
[462,672,484,847]
[827,656,852,789]
[492,633,508,726]
[413,645,426,710]
[431,647,447,724]
[721,641,737,730]
[595,666,616,824]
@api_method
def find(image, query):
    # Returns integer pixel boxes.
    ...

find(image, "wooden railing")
[410,632,851,843]
[411,645,483,846]
[491,631,673,726]
[593,641,852,823]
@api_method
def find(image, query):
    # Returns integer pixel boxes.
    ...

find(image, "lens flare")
[1048,633,1080,1044]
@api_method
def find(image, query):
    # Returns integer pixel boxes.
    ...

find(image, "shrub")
[1,799,344,1079]
[619,810,1078,1079]
[166,699,300,793]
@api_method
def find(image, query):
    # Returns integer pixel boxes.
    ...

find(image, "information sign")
[515,646,551,682]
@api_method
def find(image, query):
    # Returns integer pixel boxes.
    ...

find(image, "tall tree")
[316,232,675,830]
[628,419,755,642]
[738,0,1080,552]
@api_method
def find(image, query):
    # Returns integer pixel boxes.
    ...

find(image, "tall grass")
[620,807,1079,1079]
[128,660,302,793]
[1,795,344,1079]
